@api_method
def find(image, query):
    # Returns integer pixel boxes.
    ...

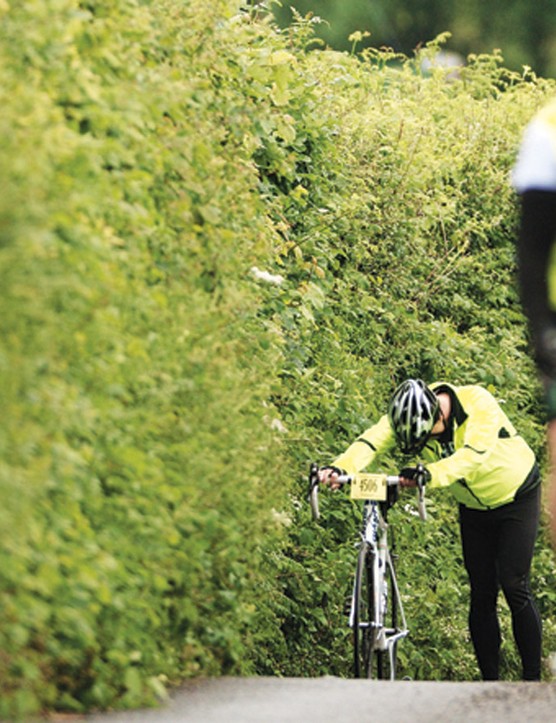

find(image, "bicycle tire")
[352,543,377,678]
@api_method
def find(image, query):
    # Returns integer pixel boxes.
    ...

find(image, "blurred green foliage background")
[273,0,556,77]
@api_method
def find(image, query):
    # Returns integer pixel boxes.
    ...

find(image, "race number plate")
[350,473,388,501]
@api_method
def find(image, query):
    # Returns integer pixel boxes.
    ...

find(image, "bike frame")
[349,498,408,679]
[308,463,426,680]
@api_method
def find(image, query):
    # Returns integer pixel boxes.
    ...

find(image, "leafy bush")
[1,0,556,717]
[0,0,290,716]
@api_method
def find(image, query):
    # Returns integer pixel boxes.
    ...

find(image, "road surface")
[79,676,556,723]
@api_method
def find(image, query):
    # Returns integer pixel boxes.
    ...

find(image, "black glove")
[399,466,431,484]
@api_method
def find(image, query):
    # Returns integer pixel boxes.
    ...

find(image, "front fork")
[374,517,389,650]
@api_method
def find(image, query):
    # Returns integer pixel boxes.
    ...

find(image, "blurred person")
[513,99,556,548]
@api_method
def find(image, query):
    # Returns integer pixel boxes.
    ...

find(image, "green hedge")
[0,0,291,716]
[1,1,556,717]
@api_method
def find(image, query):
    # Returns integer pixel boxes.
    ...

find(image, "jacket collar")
[431,382,468,427]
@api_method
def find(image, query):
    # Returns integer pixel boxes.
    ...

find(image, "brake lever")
[415,463,427,522]
[308,462,320,520]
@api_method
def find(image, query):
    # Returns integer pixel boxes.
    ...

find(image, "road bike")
[307,463,427,680]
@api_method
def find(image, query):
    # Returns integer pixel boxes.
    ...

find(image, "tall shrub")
[0,0,293,715]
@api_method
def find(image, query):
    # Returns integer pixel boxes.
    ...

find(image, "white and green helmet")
[388,379,439,454]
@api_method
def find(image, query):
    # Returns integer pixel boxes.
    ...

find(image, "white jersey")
[513,100,556,193]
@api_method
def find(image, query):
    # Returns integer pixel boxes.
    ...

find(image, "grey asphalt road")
[78,677,556,723]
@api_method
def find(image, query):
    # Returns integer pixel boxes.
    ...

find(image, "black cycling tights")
[459,486,542,681]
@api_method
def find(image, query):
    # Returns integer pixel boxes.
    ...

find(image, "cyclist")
[513,99,556,548]
[319,379,542,681]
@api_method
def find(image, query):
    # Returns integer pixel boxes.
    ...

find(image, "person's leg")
[459,504,501,680]
[497,487,542,681]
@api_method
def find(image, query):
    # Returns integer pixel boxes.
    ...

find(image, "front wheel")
[352,543,377,678]
[352,545,398,679]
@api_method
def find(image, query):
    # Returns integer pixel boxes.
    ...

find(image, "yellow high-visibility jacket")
[332,382,537,510]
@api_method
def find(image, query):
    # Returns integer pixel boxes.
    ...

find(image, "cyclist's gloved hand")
[318,466,345,490]
[399,466,431,487]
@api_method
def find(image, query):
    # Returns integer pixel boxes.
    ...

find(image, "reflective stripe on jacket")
[332,382,536,510]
